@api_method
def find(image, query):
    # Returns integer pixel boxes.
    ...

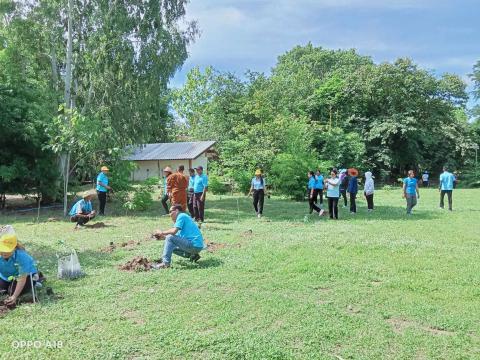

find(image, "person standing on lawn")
[167,165,189,211]
[69,190,97,229]
[325,169,340,219]
[314,169,324,207]
[347,168,359,214]
[422,171,430,187]
[339,169,349,208]
[249,169,266,218]
[160,167,173,215]
[193,166,208,223]
[96,166,112,216]
[403,170,420,215]
[364,171,375,212]
[154,204,204,268]
[439,166,455,211]
[187,168,196,217]
[307,171,324,216]
[0,225,39,306]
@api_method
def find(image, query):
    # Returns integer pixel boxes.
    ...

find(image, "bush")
[209,175,229,195]
[122,178,155,212]
[231,170,253,194]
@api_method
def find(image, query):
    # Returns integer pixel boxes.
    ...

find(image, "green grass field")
[1,189,479,359]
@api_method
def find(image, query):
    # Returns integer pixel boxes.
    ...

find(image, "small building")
[125,141,216,181]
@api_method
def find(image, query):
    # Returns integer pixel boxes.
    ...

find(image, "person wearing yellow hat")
[96,166,112,216]
[248,169,267,218]
[161,166,173,215]
[69,190,97,229]
[0,225,38,306]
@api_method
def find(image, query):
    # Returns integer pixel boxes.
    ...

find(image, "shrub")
[122,178,155,212]
[209,175,229,195]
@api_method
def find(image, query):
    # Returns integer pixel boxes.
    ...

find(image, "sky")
[172,0,479,108]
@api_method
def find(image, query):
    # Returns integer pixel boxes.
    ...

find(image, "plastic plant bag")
[57,242,84,279]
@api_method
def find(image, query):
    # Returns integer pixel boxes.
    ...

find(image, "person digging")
[69,190,97,229]
[153,204,205,268]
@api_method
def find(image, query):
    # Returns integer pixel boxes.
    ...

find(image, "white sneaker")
[319,209,325,216]
[257,213,262,218]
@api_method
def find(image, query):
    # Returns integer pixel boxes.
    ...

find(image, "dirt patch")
[0,303,16,317]
[101,242,117,253]
[205,240,241,253]
[120,240,141,249]
[101,240,141,253]
[119,257,154,272]
[386,317,454,336]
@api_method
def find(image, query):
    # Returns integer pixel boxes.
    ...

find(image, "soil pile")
[119,257,153,272]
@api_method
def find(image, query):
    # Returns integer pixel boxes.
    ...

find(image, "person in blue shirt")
[154,204,204,268]
[187,168,196,217]
[193,166,208,223]
[403,170,420,215]
[0,225,38,306]
[325,169,340,219]
[308,171,324,216]
[439,166,455,211]
[248,169,267,218]
[347,168,359,214]
[69,190,96,229]
[96,166,112,216]
[314,170,324,207]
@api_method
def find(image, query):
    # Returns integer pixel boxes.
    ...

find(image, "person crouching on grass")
[0,225,38,306]
[69,190,97,229]
[153,204,205,268]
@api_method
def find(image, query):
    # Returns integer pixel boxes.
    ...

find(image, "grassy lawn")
[0,189,479,359]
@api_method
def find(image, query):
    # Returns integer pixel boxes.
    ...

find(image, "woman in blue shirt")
[308,171,324,216]
[403,170,420,215]
[0,225,38,306]
[248,169,267,218]
[314,170,324,207]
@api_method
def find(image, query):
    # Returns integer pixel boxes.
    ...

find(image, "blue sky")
[172,0,479,108]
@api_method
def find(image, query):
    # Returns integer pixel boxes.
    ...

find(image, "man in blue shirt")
[96,166,112,216]
[193,166,208,223]
[154,204,204,268]
[439,166,455,211]
[69,190,96,229]
[403,170,420,215]
[187,168,196,217]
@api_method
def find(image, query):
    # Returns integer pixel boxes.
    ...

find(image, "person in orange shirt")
[167,165,189,211]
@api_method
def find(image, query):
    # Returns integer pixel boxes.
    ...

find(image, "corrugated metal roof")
[125,141,216,161]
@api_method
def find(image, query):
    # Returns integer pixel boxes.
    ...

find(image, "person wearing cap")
[403,170,420,215]
[347,168,359,214]
[161,167,173,215]
[439,166,455,211]
[153,204,204,268]
[193,166,208,223]
[167,165,189,211]
[69,190,97,229]
[248,169,267,218]
[0,225,38,306]
[96,166,112,216]
[187,168,196,216]
[364,171,375,212]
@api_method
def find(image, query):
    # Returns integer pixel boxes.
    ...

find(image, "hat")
[0,225,17,253]
[255,169,262,176]
[101,166,109,171]
[80,189,96,198]
[348,168,359,177]
[163,166,173,173]
[196,166,204,170]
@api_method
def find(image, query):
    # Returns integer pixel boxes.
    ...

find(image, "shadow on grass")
[175,257,224,270]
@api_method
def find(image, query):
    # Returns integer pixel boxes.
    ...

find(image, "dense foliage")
[174,45,478,195]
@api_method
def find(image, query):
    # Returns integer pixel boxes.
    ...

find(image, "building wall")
[130,154,209,181]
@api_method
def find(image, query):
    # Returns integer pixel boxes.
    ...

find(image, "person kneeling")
[0,225,39,306]
[69,190,97,229]
[154,204,205,268]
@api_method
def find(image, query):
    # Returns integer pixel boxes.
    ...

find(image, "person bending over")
[69,190,97,229]
[154,205,205,268]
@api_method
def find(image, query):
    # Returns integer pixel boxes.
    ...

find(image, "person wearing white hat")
[0,225,38,306]
[69,190,97,229]
[161,166,173,215]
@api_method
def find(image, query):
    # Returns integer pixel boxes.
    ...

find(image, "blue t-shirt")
[307,177,316,190]
[174,213,204,248]
[69,199,93,216]
[251,177,265,190]
[188,175,196,191]
[315,175,324,189]
[439,172,455,190]
[403,177,418,195]
[0,249,37,281]
[193,174,208,193]
[96,172,109,192]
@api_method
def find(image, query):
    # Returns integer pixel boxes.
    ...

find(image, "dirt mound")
[119,256,154,272]
[0,303,16,317]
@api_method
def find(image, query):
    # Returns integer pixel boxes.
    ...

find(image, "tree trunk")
[62,0,74,217]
